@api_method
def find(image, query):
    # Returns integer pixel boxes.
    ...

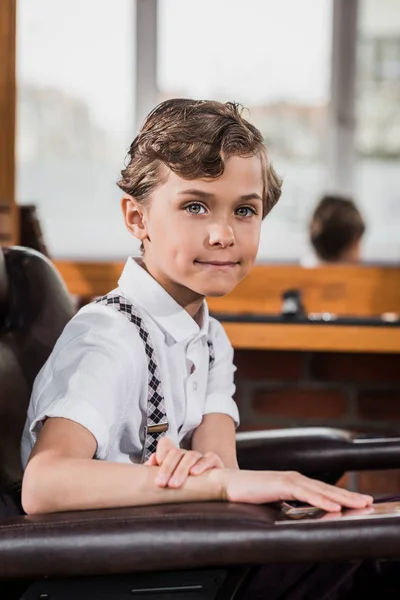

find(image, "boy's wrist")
[144,462,229,503]
[208,467,233,502]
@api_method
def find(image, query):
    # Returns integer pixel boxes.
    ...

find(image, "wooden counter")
[221,321,400,354]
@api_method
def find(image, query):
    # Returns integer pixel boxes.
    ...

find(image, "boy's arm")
[191,413,239,469]
[198,322,239,468]
[22,417,225,515]
[22,417,373,515]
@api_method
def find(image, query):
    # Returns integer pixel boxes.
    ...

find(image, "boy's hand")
[144,437,224,488]
[218,469,373,512]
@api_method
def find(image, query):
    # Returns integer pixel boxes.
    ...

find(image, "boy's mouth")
[194,260,239,268]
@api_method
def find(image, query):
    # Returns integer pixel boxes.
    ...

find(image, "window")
[158,0,333,260]
[18,0,398,263]
[355,0,400,262]
[17,0,136,258]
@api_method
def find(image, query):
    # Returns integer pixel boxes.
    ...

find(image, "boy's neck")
[139,259,205,320]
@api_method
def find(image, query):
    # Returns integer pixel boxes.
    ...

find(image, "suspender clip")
[147,423,169,434]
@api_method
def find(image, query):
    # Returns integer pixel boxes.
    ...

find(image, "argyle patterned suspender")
[95,293,214,462]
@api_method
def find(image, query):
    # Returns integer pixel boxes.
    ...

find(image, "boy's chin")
[196,282,238,298]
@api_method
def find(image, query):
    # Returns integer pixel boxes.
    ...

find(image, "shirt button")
[192,381,198,392]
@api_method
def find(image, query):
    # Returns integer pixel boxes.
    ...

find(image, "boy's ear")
[121,195,149,241]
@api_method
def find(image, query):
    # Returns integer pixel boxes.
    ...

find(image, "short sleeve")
[203,318,240,427]
[27,306,143,460]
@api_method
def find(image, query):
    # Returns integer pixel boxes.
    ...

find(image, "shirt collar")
[118,257,209,343]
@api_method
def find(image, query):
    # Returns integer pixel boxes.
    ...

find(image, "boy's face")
[123,155,264,307]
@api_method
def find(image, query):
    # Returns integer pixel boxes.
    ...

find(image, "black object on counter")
[281,289,306,318]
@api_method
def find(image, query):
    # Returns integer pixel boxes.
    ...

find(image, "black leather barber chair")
[2,246,400,600]
[0,246,75,517]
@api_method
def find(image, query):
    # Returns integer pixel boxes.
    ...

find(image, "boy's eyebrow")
[178,189,263,202]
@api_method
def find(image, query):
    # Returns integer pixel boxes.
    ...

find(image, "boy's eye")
[185,202,206,215]
[235,206,257,218]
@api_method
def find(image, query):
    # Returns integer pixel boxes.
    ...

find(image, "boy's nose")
[208,223,235,248]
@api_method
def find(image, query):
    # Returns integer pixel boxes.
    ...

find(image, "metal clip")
[147,423,169,434]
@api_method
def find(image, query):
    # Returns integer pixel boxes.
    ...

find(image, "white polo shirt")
[20,257,239,468]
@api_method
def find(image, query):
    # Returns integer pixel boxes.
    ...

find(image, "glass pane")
[17,0,136,258]
[158,0,333,261]
[356,0,400,262]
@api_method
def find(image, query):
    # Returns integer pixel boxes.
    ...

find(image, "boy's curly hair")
[118,98,282,218]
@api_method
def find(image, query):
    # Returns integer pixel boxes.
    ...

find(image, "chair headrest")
[0,247,9,322]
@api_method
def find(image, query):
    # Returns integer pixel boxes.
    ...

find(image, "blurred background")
[14,0,400,262]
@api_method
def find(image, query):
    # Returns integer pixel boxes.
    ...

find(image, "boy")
[21,99,382,599]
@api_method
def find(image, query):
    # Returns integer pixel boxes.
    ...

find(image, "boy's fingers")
[155,437,177,464]
[189,453,223,475]
[286,485,342,512]
[144,453,157,466]
[155,449,184,486]
[169,452,223,487]
[168,451,203,487]
[303,477,372,509]
[284,473,372,511]
[303,492,342,513]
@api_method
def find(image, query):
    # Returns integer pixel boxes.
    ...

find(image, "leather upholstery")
[0,248,8,322]
[0,246,74,493]
[1,502,400,580]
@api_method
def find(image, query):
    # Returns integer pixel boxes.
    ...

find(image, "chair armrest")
[2,502,400,580]
[236,427,400,474]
